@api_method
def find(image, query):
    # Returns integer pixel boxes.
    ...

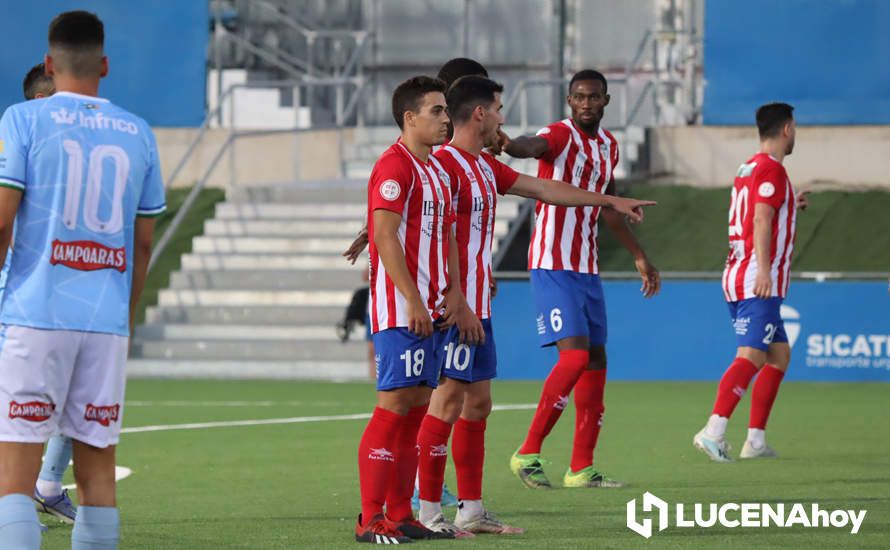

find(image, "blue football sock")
[39,435,73,484]
[0,493,41,550]
[72,506,119,550]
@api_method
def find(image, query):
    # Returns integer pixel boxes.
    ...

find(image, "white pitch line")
[121,403,537,434]
[125,400,347,407]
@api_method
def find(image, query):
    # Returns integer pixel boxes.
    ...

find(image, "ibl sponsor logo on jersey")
[84,403,120,426]
[50,240,126,273]
[9,400,55,422]
[49,108,139,135]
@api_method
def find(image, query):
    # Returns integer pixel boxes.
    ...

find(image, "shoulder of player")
[753,154,787,177]
[542,120,571,136]
[371,147,415,183]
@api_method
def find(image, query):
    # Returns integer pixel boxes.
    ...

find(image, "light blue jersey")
[0,91,165,336]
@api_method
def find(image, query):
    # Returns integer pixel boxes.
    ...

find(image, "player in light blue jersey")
[12,63,79,527]
[0,12,165,550]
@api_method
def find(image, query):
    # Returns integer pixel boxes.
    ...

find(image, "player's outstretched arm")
[503,134,549,159]
[129,217,155,336]
[752,203,776,298]
[508,174,655,223]
[601,182,660,297]
[440,229,484,345]
[0,188,22,268]
[342,224,369,264]
[373,209,433,337]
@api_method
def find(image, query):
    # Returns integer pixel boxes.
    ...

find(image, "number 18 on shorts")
[372,328,443,391]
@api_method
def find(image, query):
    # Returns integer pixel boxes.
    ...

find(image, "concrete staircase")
[128,179,522,380]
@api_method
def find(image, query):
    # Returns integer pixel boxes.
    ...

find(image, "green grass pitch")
[39,380,889,548]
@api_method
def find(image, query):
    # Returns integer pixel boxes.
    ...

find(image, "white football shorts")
[0,324,127,448]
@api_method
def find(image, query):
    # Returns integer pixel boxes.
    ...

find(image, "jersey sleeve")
[369,155,412,215]
[0,106,29,192]
[751,162,787,210]
[610,140,620,185]
[535,123,570,161]
[137,129,167,217]
[484,153,519,194]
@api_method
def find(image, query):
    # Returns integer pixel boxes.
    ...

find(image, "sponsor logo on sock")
[84,403,120,426]
[627,491,867,538]
[732,385,746,398]
[9,400,55,422]
[430,444,448,457]
[554,395,569,410]
[369,447,395,462]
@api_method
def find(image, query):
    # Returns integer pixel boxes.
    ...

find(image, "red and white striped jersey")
[434,144,519,319]
[722,152,797,302]
[368,139,455,333]
[528,119,619,273]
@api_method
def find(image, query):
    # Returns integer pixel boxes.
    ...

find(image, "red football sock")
[416,414,453,502]
[452,417,486,501]
[385,404,427,521]
[749,364,785,429]
[358,407,404,525]
[711,357,759,418]
[519,349,588,455]
[571,369,606,472]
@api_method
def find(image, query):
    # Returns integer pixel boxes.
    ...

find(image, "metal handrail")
[165,77,365,190]
[152,75,370,271]
[218,26,309,78]
[149,134,235,272]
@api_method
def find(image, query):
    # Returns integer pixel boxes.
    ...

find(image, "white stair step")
[192,237,356,254]
[126,360,368,381]
[181,254,366,271]
[204,219,367,237]
[215,203,366,219]
[139,324,340,341]
[157,289,352,307]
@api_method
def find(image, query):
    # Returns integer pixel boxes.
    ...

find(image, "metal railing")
[150,77,368,272]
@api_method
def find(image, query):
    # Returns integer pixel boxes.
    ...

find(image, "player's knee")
[767,344,791,372]
[463,394,492,421]
[587,347,607,371]
[440,396,464,424]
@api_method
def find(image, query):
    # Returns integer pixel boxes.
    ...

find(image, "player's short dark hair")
[569,69,608,94]
[756,102,795,139]
[437,58,488,89]
[446,75,504,124]
[23,63,54,100]
[391,76,447,130]
[48,10,105,78]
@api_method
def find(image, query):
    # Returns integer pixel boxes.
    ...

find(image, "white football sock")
[747,428,766,448]
[705,414,729,439]
[36,479,62,498]
[457,499,483,520]
[418,499,442,524]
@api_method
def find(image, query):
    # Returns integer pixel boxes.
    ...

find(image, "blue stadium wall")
[703,0,890,124]
[0,1,207,126]
[492,281,890,382]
